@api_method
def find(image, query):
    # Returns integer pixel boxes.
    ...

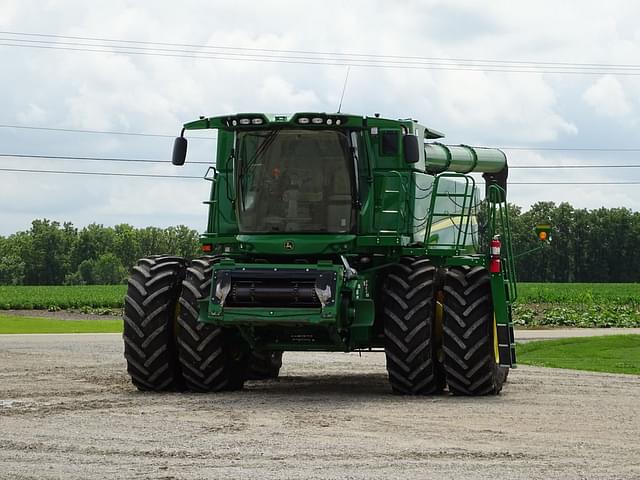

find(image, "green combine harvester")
[123,112,527,395]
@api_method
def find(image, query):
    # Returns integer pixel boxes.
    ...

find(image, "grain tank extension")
[123,113,518,395]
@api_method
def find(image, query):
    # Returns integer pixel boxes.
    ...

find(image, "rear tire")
[176,257,247,392]
[247,351,283,380]
[442,266,507,395]
[123,255,186,391]
[381,257,441,395]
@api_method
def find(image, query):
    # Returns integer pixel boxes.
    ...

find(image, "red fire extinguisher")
[489,236,501,273]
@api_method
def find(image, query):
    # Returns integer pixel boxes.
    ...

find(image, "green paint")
[178,112,515,358]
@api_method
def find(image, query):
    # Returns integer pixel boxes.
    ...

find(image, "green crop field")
[518,335,640,375]
[514,283,640,328]
[0,283,638,328]
[517,283,640,305]
[0,315,123,334]
[0,285,125,310]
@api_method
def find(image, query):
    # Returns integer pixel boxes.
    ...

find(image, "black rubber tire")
[247,351,283,380]
[123,255,186,391]
[442,266,507,395]
[176,257,247,392]
[381,257,441,395]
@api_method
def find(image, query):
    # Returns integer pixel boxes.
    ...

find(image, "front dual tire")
[123,256,281,392]
[382,258,507,396]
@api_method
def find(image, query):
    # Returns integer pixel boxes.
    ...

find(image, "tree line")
[508,202,640,283]
[0,220,200,285]
[0,201,638,285]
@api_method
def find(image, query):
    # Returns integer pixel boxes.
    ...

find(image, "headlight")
[215,278,231,306]
[314,284,332,308]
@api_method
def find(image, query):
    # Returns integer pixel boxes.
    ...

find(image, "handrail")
[424,173,476,253]
[487,184,517,302]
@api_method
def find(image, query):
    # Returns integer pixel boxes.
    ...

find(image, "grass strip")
[517,334,640,375]
[0,315,122,334]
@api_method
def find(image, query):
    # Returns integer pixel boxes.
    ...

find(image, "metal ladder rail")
[424,173,476,252]
[488,185,517,303]
[487,184,517,366]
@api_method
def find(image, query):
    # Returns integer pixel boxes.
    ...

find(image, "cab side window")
[380,130,399,156]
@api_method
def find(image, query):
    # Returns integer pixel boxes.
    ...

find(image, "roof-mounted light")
[251,118,263,125]
[298,117,310,124]
[239,118,251,125]
[312,117,324,124]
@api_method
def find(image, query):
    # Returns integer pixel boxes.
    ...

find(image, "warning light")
[534,223,552,242]
[201,244,213,253]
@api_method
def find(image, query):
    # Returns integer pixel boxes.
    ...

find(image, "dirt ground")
[1,334,639,479]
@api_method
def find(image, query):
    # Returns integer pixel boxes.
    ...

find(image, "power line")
[510,164,640,169]
[2,153,640,170]
[2,123,640,154]
[6,36,640,74]
[509,181,640,185]
[2,37,640,76]
[502,146,640,152]
[3,30,640,70]
[0,153,211,164]
[0,123,216,140]
[1,166,639,184]
[0,167,201,179]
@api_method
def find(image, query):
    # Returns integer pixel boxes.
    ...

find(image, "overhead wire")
[0,153,211,164]
[1,166,639,184]
[1,32,640,75]
[0,167,201,179]
[2,123,640,154]
[501,146,640,152]
[0,153,640,171]
[0,123,216,140]
[3,30,640,71]
[2,153,640,170]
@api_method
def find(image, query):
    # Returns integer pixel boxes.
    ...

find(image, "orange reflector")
[201,244,213,252]
[538,231,547,241]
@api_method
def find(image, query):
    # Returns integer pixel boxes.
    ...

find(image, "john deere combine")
[123,112,520,395]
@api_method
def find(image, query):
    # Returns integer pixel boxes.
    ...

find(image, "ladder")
[423,173,476,254]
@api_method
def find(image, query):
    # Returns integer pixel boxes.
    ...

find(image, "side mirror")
[172,137,187,166]
[534,223,552,242]
[403,135,420,164]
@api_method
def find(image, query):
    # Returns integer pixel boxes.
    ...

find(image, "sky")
[1,0,639,236]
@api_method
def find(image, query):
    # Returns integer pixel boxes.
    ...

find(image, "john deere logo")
[283,240,295,251]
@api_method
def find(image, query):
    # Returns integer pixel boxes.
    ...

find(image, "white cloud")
[16,103,48,124]
[1,0,640,235]
[436,71,578,142]
[583,75,632,117]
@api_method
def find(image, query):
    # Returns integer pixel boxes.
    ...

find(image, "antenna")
[337,66,351,113]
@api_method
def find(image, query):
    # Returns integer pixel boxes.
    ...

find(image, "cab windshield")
[236,129,354,233]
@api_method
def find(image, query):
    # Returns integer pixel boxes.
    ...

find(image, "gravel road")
[1,334,639,479]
